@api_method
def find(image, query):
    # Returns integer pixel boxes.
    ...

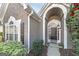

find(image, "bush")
[73,39,79,55]
[0,40,27,56]
[67,4,79,55]
[32,40,44,56]
[0,32,3,36]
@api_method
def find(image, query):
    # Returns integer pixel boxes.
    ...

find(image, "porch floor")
[47,43,61,56]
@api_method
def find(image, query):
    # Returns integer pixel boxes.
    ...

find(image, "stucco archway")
[43,4,68,49]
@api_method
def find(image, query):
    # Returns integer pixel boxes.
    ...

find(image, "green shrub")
[0,32,3,36]
[32,40,44,56]
[67,4,79,55]
[73,39,79,55]
[0,40,27,56]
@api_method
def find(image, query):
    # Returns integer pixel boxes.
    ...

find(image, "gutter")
[39,3,50,16]
[27,10,33,53]
[27,4,42,22]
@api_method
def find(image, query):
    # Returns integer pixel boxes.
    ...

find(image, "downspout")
[28,10,33,53]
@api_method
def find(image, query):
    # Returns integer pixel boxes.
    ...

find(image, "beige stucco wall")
[0,25,3,32]
[39,19,43,40]
[61,19,64,44]
[3,3,28,47]
[30,17,41,48]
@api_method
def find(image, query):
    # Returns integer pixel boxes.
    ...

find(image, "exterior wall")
[3,3,28,48]
[0,25,3,32]
[61,19,64,44]
[45,19,47,44]
[30,17,40,48]
[67,29,73,49]
[39,19,43,40]
[0,3,8,19]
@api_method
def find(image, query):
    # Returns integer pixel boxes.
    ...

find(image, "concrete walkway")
[47,43,61,56]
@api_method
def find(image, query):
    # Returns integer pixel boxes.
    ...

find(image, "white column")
[28,15,30,53]
[59,28,61,43]
[17,24,21,42]
[64,19,67,49]
[43,18,45,45]
[28,11,33,53]
[57,27,58,44]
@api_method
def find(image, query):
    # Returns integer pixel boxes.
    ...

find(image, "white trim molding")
[27,10,33,53]
[63,18,67,49]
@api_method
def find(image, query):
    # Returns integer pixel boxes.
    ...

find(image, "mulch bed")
[59,48,74,56]
[41,46,48,56]
[27,46,48,56]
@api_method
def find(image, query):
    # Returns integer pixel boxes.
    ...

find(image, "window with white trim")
[5,16,21,42]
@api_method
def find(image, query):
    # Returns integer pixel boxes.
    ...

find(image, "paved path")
[47,43,61,56]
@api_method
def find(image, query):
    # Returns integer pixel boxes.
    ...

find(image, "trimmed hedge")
[0,40,27,56]
[32,40,44,56]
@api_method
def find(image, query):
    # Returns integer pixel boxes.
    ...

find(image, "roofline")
[38,3,47,14]
[38,3,48,16]
[27,3,42,21]
[38,3,51,16]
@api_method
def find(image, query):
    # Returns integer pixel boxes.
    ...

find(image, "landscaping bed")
[0,40,28,56]
[27,40,48,56]
[28,46,48,56]
[59,48,74,56]
[41,46,48,56]
[59,43,74,56]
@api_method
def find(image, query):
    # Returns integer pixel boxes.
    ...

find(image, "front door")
[50,28,57,40]
[48,27,57,43]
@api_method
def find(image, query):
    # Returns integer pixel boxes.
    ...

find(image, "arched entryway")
[43,4,68,49]
[47,19,61,44]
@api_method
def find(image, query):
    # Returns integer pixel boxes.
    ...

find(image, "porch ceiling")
[46,7,63,22]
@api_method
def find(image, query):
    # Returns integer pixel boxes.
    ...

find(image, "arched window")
[5,16,21,43]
